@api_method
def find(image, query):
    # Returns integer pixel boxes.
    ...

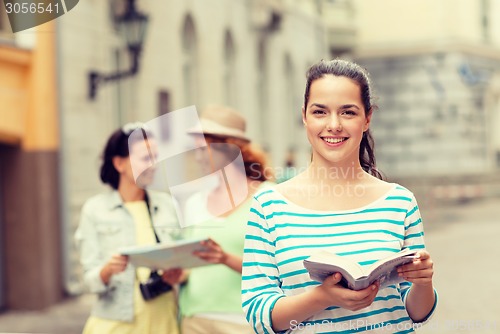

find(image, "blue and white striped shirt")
[241,183,437,334]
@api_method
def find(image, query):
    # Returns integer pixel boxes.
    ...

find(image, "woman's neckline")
[123,200,146,205]
[204,180,271,218]
[269,182,398,214]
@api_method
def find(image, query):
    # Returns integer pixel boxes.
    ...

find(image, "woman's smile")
[320,136,349,146]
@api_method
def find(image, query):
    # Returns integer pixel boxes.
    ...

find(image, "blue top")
[241,184,437,334]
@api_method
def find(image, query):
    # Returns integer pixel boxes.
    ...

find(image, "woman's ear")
[364,108,373,132]
[302,107,307,126]
[112,156,124,173]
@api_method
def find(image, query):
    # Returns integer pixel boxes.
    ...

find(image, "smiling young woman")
[241,59,437,334]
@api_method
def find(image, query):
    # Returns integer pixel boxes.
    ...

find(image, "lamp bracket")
[88,47,140,100]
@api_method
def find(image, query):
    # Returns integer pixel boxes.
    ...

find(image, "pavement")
[0,294,93,334]
[416,196,499,334]
[0,196,498,334]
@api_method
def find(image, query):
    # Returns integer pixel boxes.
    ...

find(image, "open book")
[303,248,418,290]
[119,238,211,270]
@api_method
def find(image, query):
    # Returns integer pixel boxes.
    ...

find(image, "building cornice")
[353,40,500,61]
[0,44,31,66]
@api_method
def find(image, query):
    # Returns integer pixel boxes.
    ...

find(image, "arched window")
[284,54,298,136]
[257,38,268,147]
[283,54,300,170]
[481,0,490,42]
[182,15,198,106]
[223,30,236,107]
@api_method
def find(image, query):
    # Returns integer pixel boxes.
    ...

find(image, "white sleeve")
[241,197,286,334]
[401,194,438,324]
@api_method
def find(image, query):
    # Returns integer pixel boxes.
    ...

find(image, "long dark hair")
[100,125,152,189]
[203,135,273,182]
[303,59,383,180]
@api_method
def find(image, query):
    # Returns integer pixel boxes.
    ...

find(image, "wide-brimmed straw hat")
[188,105,250,142]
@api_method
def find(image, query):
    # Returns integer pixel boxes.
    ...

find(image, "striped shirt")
[241,183,437,334]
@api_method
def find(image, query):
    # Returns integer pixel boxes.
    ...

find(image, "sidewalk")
[0,294,93,334]
[417,196,499,334]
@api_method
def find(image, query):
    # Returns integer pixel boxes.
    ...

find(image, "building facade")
[1,0,393,309]
[0,20,62,309]
[353,0,500,178]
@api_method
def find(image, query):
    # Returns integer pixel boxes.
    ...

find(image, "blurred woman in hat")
[178,106,274,334]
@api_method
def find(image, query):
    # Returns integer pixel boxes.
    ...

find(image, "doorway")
[0,146,5,310]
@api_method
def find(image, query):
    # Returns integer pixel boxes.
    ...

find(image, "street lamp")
[88,0,149,99]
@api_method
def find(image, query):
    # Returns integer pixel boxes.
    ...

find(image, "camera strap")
[134,192,161,283]
[144,191,161,243]
[136,192,174,300]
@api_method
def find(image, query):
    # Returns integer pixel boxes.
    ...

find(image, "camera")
[139,271,172,301]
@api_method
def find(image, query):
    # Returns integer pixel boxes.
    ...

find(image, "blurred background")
[0,0,499,332]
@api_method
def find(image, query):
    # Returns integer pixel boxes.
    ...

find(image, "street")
[417,196,499,334]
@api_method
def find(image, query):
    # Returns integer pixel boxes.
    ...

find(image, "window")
[284,54,300,126]
[158,90,171,141]
[481,0,490,42]
[223,30,236,107]
[182,14,198,106]
[257,38,268,143]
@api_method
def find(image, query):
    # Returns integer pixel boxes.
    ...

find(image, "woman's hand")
[317,273,380,311]
[398,250,436,322]
[160,268,184,285]
[100,254,128,284]
[193,238,243,273]
[397,250,434,286]
[271,272,379,331]
[193,239,228,265]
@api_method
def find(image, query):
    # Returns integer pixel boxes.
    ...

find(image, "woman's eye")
[342,110,356,116]
[312,110,326,115]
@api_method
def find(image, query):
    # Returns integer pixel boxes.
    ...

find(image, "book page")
[303,248,418,290]
[366,249,418,288]
[119,238,211,270]
[303,251,366,287]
